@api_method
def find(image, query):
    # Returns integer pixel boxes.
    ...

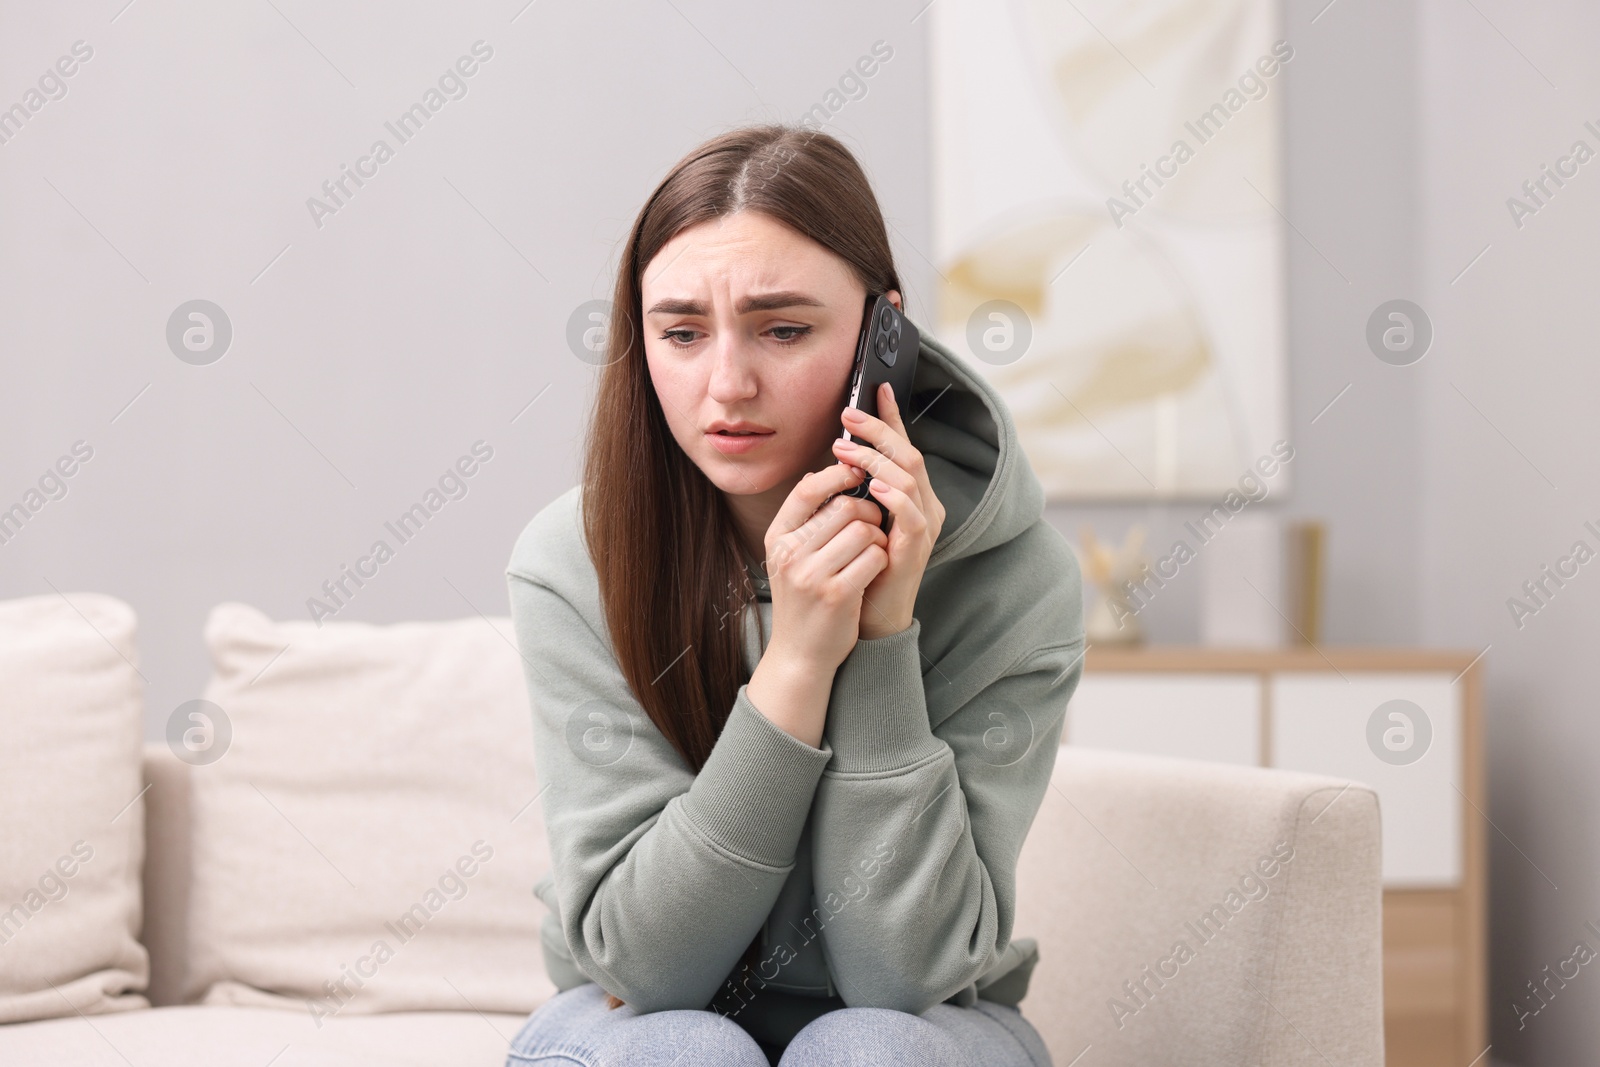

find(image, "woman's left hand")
[830,382,947,640]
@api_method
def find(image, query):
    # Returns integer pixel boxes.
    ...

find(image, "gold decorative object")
[1077,523,1149,647]
[1284,519,1325,645]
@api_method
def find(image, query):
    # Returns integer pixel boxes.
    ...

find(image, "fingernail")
[844,408,865,421]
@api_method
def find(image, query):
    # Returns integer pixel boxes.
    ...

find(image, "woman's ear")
[886,289,903,312]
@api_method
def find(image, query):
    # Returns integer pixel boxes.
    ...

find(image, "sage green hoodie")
[505,327,1085,1048]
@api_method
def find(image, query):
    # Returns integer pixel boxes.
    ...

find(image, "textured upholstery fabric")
[1014,747,1384,1066]
[0,593,149,1024]
[0,1004,528,1065]
[180,603,554,1018]
[0,739,1383,1065]
[0,597,1382,1064]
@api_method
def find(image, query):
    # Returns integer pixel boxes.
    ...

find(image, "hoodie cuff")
[679,687,833,867]
[823,618,943,773]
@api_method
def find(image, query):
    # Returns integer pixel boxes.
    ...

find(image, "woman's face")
[641,210,899,501]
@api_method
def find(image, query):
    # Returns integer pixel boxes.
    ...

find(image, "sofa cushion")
[183,603,554,1019]
[0,1004,529,1066]
[0,592,149,1023]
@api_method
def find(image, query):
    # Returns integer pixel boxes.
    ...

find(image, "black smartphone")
[838,293,920,501]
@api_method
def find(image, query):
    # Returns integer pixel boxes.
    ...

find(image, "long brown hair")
[580,124,902,1008]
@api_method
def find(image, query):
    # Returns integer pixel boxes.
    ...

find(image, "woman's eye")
[769,325,811,345]
[658,325,810,348]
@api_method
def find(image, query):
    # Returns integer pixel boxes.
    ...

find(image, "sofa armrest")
[1014,746,1383,1066]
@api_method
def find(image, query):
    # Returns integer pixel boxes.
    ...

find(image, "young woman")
[504,124,1084,1066]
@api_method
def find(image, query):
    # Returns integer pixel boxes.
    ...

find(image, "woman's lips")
[705,430,773,454]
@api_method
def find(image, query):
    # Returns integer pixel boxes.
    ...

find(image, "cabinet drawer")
[1066,673,1261,765]
[1270,672,1462,886]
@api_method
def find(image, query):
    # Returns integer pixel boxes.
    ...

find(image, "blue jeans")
[505,983,1053,1066]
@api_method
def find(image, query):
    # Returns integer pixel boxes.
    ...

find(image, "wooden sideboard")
[1067,647,1486,1067]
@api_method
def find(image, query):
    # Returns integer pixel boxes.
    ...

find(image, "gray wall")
[0,0,1591,1061]
[1416,0,1600,1062]
[0,0,934,729]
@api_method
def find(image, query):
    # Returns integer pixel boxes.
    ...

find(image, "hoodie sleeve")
[506,569,834,1014]
[808,530,1085,1013]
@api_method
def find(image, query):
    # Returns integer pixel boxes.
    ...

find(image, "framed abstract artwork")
[929,0,1291,501]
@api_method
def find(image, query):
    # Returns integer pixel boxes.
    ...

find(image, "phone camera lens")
[879,307,894,331]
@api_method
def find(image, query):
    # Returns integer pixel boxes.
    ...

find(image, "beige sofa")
[0,749,1386,1066]
[0,598,1382,1062]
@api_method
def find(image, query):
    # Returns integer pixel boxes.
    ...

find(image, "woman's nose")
[706,335,758,400]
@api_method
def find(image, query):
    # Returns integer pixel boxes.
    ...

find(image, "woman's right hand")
[762,461,890,673]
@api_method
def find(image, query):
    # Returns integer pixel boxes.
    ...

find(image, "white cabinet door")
[1270,672,1462,887]
[1066,674,1261,766]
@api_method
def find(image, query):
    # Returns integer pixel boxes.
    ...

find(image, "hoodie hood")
[904,323,1046,568]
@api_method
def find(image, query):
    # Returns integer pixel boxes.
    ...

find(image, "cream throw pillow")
[0,592,149,1023]
[183,603,553,1021]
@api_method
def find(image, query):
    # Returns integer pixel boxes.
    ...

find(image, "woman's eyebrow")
[645,291,825,316]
